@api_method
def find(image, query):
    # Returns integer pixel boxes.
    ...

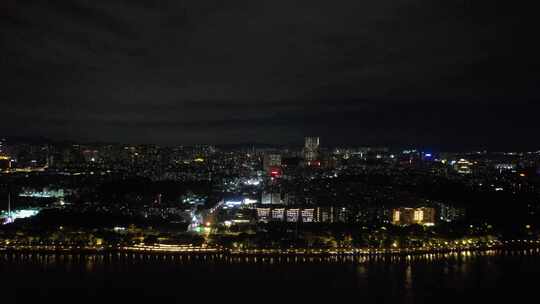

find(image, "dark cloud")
[1,0,539,149]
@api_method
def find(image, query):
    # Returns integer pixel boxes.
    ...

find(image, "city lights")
[0,135,539,288]
[2,0,539,297]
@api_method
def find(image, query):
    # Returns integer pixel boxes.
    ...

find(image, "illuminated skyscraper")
[301,209,314,222]
[263,153,281,174]
[271,208,285,221]
[286,209,300,222]
[304,137,320,162]
[454,159,473,174]
[392,207,435,226]
[262,191,282,204]
[256,208,271,222]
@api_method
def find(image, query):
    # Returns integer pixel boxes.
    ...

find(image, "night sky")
[1,0,539,149]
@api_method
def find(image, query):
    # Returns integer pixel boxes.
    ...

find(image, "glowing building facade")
[261,192,282,205]
[263,154,282,173]
[454,159,473,174]
[392,207,436,226]
[304,137,320,162]
[286,209,300,222]
[256,206,347,223]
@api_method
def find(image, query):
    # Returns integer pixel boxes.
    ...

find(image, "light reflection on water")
[2,248,540,267]
[1,249,540,302]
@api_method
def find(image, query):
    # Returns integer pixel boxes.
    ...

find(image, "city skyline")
[1,133,540,153]
[2,0,540,299]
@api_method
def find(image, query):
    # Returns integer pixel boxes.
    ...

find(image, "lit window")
[393,211,400,223]
[414,210,424,222]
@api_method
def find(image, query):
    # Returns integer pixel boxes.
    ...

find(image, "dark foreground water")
[1,249,539,303]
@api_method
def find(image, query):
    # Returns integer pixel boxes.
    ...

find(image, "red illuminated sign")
[269,166,282,177]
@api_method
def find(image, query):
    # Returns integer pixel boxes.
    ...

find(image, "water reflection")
[0,249,538,267]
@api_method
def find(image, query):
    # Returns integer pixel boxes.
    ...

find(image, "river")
[1,249,538,302]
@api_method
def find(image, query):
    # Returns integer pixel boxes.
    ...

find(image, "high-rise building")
[454,159,473,174]
[304,137,320,162]
[255,207,319,223]
[256,208,271,222]
[263,153,283,178]
[391,207,436,226]
[261,191,282,204]
[286,209,300,222]
[283,192,296,205]
[263,154,281,172]
[436,203,465,222]
[301,208,314,223]
[314,206,349,223]
[271,208,285,221]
